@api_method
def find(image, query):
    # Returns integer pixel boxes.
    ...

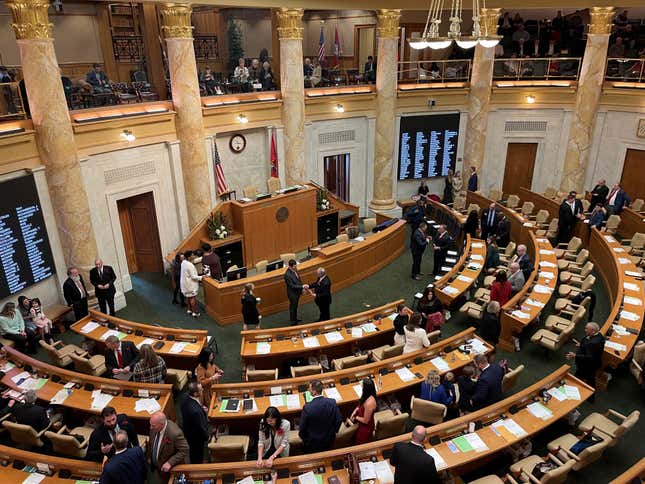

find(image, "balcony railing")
[194,35,219,61]
[0,82,26,120]
[397,60,472,84]
[304,67,374,88]
[112,35,144,63]
[493,57,582,81]
[605,58,645,83]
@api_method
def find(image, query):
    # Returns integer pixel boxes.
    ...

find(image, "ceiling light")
[335,104,345,113]
[428,39,452,50]
[479,37,500,48]
[120,129,135,142]
[525,95,536,104]
[456,38,478,49]
[409,39,430,50]
[237,114,248,124]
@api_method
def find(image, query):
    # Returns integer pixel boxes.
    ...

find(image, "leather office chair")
[336,233,349,243]
[544,187,558,199]
[373,410,409,440]
[537,218,558,239]
[3,420,52,449]
[0,337,15,348]
[631,198,644,212]
[602,215,622,235]
[40,339,84,367]
[71,352,107,377]
[553,295,590,315]
[469,476,519,484]
[506,194,520,210]
[410,395,446,425]
[501,364,524,394]
[622,232,645,255]
[331,354,368,371]
[547,432,609,470]
[554,237,582,259]
[255,259,268,273]
[559,261,594,284]
[332,422,358,449]
[629,341,645,383]
[531,324,575,352]
[246,368,278,382]
[280,253,296,265]
[544,306,586,332]
[45,425,94,458]
[225,264,238,275]
[243,185,258,199]
[428,330,441,344]
[290,364,322,378]
[371,344,404,361]
[362,217,377,233]
[488,189,503,202]
[534,209,550,227]
[519,201,535,217]
[459,289,490,320]
[499,242,517,264]
[166,368,189,391]
[558,275,595,298]
[509,453,575,483]
[267,177,281,193]
[557,249,589,271]
[287,430,303,455]
[581,199,591,213]
[577,409,640,447]
[208,434,250,462]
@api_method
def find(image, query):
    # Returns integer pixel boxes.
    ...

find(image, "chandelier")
[408,0,501,50]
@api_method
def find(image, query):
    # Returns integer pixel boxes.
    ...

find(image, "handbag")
[425,311,444,332]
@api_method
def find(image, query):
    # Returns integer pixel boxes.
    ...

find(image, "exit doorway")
[117,192,163,273]
[502,143,538,196]
[324,153,350,202]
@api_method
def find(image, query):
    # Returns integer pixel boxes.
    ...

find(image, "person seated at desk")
[86,64,111,94]
[87,406,140,462]
[194,348,223,407]
[390,426,440,484]
[392,303,412,346]
[99,430,147,484]
[471,353,504,410]
[248,59,261,83]
[416,287,443,332]
[299,379,343,453]
[350,378,377,445]
[132,344,167,384]
[241,283,261,331]
[485,236,500,273]
[104,335,140,380]
[588,203,606,230]
[420,370,453,406]
[364,56,376,83]
[257,406,291,468]
[233,58,249,91]
[10,390,50,432]
[403,312,431,354]
[508,262,525,294]
[199,67,219,95]
[303,57,314,79]
[0,302,30,353]
[515,244,533,281]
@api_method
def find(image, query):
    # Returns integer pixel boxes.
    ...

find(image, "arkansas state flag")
[333,27,341,68]
[270,129,279,178]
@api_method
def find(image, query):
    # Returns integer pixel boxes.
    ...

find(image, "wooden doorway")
[117,192,163,273]
[324,153,350,202]
[502,143,538,196]
[620,149,645,200]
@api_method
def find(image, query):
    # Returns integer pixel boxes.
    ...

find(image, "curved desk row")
[241,300,403,372]
[209,329,492,431]
[70,309,208,370]
[0,445,102,482]
[204,218,407,324]
[435,235,486,307]
[616,207,645,240]
[0,346,174,428]
[171,365,592,483]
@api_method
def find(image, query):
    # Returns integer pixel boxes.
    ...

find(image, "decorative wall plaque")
[276,207,289,223]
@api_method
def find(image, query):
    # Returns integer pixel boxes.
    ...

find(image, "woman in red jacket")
[490,270,512,306]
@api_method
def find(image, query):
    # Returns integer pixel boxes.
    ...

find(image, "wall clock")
[229,133,246,153]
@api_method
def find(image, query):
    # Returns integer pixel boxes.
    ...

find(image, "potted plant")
[317,188,331,211]
[207,211,231,240]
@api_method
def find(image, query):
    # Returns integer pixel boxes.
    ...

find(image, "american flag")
[213,139,228,195]
[317,26,325,62]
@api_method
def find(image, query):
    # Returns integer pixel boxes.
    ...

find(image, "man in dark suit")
[496,215,510,247]
[89,258,117,315]
[87,406,139,462]
[181,382,209,464]
[589,178,609,208]
[567,322,605,399]
[480,202,499,241]
[99,430,147,484]
[11,390,49,432]
[104,335,140,380]
[284,259,308,325]
[86,63,111,93]
[309,267,332,321]
[364,55,376,83]
[467,166,478,192]
[557,191,585,243]
[63,266,89,321]
[515,244,533,281]
[606,183,630,215]
[148,411,189,482]
[390,426,440,484]
[471,354,504,409]
[410,222,429,280]
[431,224,453,276]
[405,199,425,234]
[299,379,342,453]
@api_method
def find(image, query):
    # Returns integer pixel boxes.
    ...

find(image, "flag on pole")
[317,26,325,63]
[333,27,341,68]
[213,139,228,195]
[270,128,279,178]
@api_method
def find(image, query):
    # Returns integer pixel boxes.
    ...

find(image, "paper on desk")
[539,261,556,268]
[604,235,616,243]
[605,340,627,352]
[50,388,70,405]
[533,284,553,294]
[302,336,320,348]
[236,477,254,484]
[471,254,484,261]
[373,460,395,484]
[323,387,343,402]
[286,394,300,409]
[620,310,640,321]
[387,313,398,321]
[523,222,534,227]
[467,338,488,355]
[100,329,120,340]
[359,461,376,480]
[618,257,631,264]
[442,286,459,295]
[540,271,555,279]
[168,342,187,354]
[623,296,643,306]
[361,323,377,333]
[511,310,531,320]
[612,324,629,336]
[351,327,363,338]
[563,385,581,400]
[63,382,75,389]
[624,282,640,291]
[80,321,100,334]
[90,392,113,410]
[298,471,318,484]
[354,236,365,242]
[625,270,645,277]
[446,258,457,264]
[324,331,344,343]
[135,398,161,414]
[613,247,626,253]
[0,362,14,372]
[472,242,484,248]
[353,384,363,398]
[527,402,553,420]
[11,371,30,383]
[457,275,473,283]
[136,338,155,349]
[395,367,416,382]
[270,386,282,395]
[22,473,46,484]
[269,395,285,407]
[547,387,567,401]
[539,249,555,255]
[525,298,545,308]
[426,447,447,470]
[464,433,489,452]
[468,262,482,270]
[430,357,450,371]
[256,342,271,354]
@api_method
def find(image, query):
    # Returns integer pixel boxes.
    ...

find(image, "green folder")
[117,332,127,340]
[304,391,313,403]
[219,399,229,412]
[452,435,474,452]
[34,378,48,390]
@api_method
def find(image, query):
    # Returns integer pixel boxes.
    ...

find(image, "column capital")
[480,8,501,38]
[160,3,194,39]
[276,8,303,40]
[6,0,52,40]
[376,9,401,39]
[589,7,615,35]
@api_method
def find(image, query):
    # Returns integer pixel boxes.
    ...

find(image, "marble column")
[7,0,98,273]
[277,8,306,186]
[369,9,401,212]
[560,7,614,194]
[161,3,212,229]
[463,8,500,183]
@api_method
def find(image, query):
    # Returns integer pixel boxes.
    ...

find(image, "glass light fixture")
[478,37,500,48]
[409,39,430,50]
[456,37,478,49]
[120,129,135,142]
[237,114,248,124]
[428,38,452,49]
[525,95,536,104]
[335,104,345,113]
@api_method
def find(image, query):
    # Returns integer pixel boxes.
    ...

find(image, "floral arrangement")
[207,211,231,240]
[317,188,331,211]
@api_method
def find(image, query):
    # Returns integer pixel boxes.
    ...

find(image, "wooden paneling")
[192,8,222,35]
[502,142,537,196]
[141,3,168,100]
[0,122,40,175]
[118,192,164,273]
[0,445,102,481]
[616,208,645,239]
[621,148,645,201]
[96,3,119,82]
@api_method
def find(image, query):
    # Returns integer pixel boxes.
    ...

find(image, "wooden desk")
[0,346,174,429]
[609,457,645,484]
[0,444,102,482]
[617,207,645,239]
[209,329,491,432]
[435,235,486,307]
[70,310,207,370]
[202,219,407,324]
[589,229,645,371]
[241,300,403,372]
[172,366,592,483]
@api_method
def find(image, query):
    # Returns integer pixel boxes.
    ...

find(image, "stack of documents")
[527,402,553,420]
[135,398,162,414]
[302,336,320,348]
[136,338,155,349]
[255,342,271,354]
[323,387,342,402]
[451,433,489,452]
[430,357,449,371]
[324,331,344,343]
[80,321,100,334]
[361,322,377,333]
[168,342,187,354]
[90,391,114,410]
[394,367,416,382]
[426,448,447,470]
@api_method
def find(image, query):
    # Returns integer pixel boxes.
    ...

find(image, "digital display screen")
[0,175,56,298]
[398,113,460,180]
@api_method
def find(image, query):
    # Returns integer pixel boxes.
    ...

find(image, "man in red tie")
[62,266,89,321]
[104,335,140,380]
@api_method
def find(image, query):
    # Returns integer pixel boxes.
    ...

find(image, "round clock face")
[229,134,246,153]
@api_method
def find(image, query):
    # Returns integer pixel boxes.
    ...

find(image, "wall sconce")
[237,114,249,124]
[335,104,345,113]
[120,129,136,142]
[525,95,536,104]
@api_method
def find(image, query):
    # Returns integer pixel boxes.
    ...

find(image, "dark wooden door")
[502,143,538,196]
[117,192,163,273]
[621,149,645,200]
[324,153,350,202]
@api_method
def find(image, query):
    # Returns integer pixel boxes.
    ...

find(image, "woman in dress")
[490,270,512,307]
[443,169,454,205]
[257,406,290,468]
[403,312,431,354]
[194,348,223,406]
[133,344,167,384]
[351,378,377,445]
[29,298,53,343]
[416,287,443,332]
[241,283,261,331]
[171,253,185,306]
